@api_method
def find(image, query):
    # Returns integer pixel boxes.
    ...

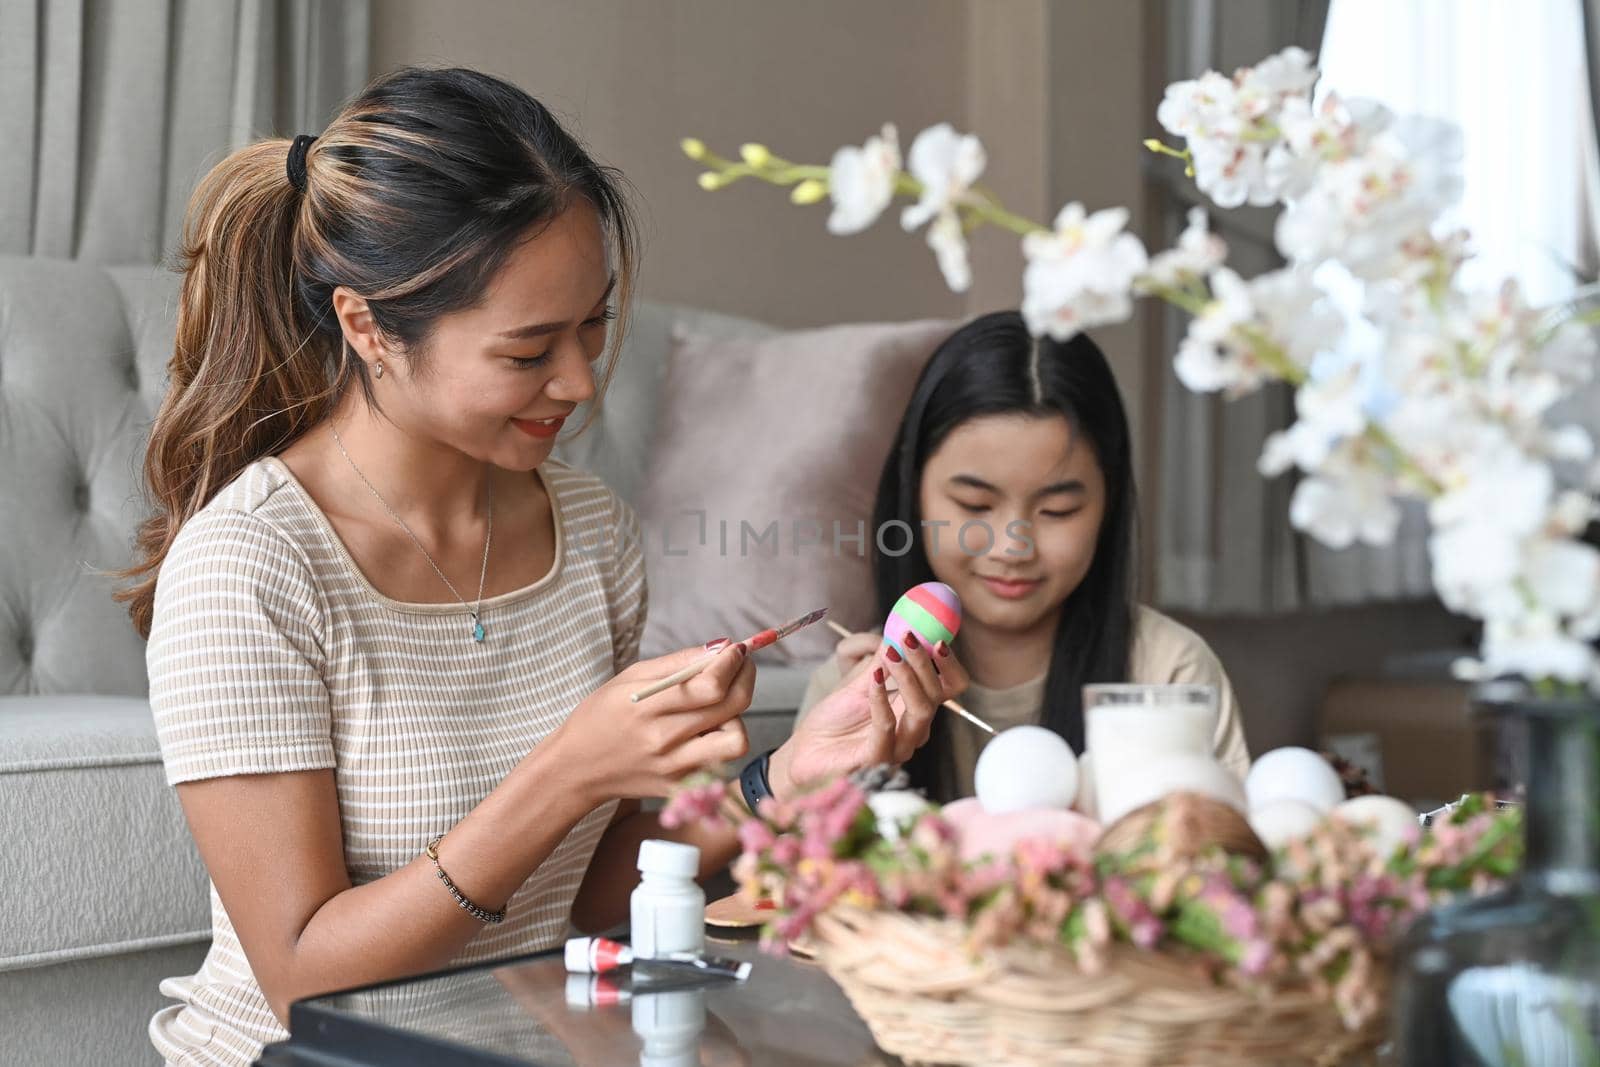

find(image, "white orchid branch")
[681,46,1600,692]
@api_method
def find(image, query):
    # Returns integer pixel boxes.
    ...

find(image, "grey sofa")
[0,254,813,1065]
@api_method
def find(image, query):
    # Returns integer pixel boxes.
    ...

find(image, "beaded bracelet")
[425,836,505,925]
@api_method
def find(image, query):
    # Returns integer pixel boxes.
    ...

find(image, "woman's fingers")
[895,633,944,702]
[863,665,897,765]
[881,642,938,763]
[933,641,970,701]
[673,714,750,774]
[676,642,751,707]
[626,644,755,756]
[623,643,726,683]
[632,642,748,713]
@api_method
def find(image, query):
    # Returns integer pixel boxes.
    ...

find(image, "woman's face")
[381,199,614,471]
[917,412,1108,636]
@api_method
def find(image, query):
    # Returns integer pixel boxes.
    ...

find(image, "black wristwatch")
[738,748,779,812]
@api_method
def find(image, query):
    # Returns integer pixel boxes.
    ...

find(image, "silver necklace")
[329,424,493,643]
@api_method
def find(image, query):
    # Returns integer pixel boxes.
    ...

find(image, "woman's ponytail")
[117,139,336,637]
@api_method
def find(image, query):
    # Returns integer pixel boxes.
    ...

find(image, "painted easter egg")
[883,581,962,659]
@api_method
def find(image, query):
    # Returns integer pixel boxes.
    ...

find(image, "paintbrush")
[825,618,995,735]
[629,607,830,704]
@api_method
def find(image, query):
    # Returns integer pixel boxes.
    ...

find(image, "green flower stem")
[1143,138,1192,162]
[965,183,1050,237]
[1144,283,1209,318]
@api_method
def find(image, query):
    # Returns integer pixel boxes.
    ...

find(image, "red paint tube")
[564,936,752,981]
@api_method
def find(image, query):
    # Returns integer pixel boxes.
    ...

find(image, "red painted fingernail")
[936,641,951,659]
[873,667,885,686]
[904,632,920,651]
[886,646,903,664]
[733,642,749,658]
[704,637,730,652]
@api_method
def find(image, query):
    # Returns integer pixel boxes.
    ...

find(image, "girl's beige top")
[146,457,643,1066]
[799,606,1250,797]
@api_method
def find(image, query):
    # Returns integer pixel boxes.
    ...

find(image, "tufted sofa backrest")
[0,253,772,699]
[0,257,179,697]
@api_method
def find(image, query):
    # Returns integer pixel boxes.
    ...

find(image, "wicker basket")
[811,907,1387,1067]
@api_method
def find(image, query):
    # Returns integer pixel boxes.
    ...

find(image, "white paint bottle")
[630,839,704,958]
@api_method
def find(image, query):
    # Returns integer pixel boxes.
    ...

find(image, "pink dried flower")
[909,812,958,851]
[737,818,777,853]
[800,832,836,862]
[958,861,1014,900]
[1102,877,1164,948]
[660,779,728,830]
[769,835,802,866]
[1239,938,1276,976]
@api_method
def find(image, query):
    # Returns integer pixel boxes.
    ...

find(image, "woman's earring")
[373,361,384,380]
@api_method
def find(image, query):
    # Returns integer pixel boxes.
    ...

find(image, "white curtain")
[0,0,370,265]
[1304,0,1598,606]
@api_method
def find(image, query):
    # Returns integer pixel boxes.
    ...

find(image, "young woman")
[124,67,962,1066]
[799,311,1249,802]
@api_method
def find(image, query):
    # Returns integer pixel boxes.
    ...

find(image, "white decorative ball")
[1333,795,1420,857]
[974,726,1078,814]
[1245,747,1345,814]
[1097,753,1246,826]
[1248,799,1324,849]
[866,790,932,842]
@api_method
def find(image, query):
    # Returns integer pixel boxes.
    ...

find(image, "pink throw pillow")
[638,319,956,664]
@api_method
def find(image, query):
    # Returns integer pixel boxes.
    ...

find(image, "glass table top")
[260,935,904,1067]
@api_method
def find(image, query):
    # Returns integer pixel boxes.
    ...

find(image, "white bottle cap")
[637,838,700,879]
[564,937,591,974]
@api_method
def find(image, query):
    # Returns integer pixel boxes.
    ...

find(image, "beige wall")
[373,0,971,329]
[372,0,1467,752]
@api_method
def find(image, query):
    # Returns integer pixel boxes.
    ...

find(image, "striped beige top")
[145,456,643,1067]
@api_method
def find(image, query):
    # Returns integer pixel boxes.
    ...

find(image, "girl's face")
[917,412,1107,636]
[380,199,615,471]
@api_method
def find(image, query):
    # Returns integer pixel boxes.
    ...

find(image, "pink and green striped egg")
[883,581,962,658]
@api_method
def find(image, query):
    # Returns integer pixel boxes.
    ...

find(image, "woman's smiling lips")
[511,415,566,438]
[979,575,1043,600]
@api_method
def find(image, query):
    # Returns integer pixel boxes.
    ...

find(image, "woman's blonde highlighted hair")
[118,68,638,637]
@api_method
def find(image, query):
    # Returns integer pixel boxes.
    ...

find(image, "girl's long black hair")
[875,311,1139,800]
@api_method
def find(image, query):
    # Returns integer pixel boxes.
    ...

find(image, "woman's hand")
[769,635,968,797]
[552,643,756,805]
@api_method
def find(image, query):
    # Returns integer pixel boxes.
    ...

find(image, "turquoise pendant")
[472,619,486,643]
